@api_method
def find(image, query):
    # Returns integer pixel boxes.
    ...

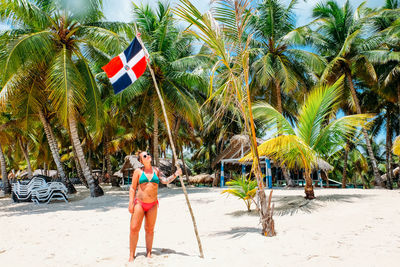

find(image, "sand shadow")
[0,186,220,217]
[157,187,216,199]
[0,186,130,216]
[212,226,261,239]
[135,246,190,257]
[225,209,259,217]
[273,193,368,216]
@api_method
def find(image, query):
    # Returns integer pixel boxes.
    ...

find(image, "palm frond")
[48,45,86,126]
[297,77,344,145]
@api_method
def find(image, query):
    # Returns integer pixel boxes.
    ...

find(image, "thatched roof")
[212,135,333,172]
[119,155,143,176]
[113,170,123,178]
[118,155,191,176]
[380,166,400,181]
[158,158,191,176]
[32,169,58,178]
[315,158,334,172]
[188,173,214,184]
[212,135,264,168]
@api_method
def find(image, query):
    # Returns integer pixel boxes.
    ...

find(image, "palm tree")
[0,62,77,193]
[250,0,326,187]
[243,78,373,199]
[0,114,10,194]
[363,0,400,188]
[0,0,129,196]
[131,1,205,167]
[176,0,276,236]
[329,132,373,188]
[310,0,384,186]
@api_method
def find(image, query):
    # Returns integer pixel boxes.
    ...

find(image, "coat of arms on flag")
[102,37,148,94]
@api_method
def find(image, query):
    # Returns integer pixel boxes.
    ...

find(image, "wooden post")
[266,158,272,189]
[134,26,204,258]
[221,161,225,187]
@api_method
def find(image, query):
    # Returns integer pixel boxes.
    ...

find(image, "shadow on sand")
[134,247,191,257]
[0,186,129,216]
[212,226,261,239]
[224,193,370,218]
[0,186,218,216]
[273,193,368,216]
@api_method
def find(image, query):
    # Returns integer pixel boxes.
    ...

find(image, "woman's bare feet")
[146,251,152,258]
[128,255,135,262]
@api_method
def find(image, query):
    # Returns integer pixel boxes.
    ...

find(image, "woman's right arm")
[128,169,140,214]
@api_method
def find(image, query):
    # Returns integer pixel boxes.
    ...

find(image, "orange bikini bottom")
[135,199,159,212]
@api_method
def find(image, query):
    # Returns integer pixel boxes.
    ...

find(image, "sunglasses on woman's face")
[142,153,152,159]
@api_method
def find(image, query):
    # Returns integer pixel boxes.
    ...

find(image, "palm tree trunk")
[43,162,47,176]
[68,113,103,197]
[101,142,106,178]
[275,81,295,187]
[18,138,32,178]
[179,143,190,185]
[0,143,11,194]
[38,110,76,194]
[244,79,275,236]
[171,117,182,173]
[72,144,88,188]
[153,109,160,166]
[208,142,213,174]
[345,70,383,187]
[386,106,393,189]
[304,170,315,199]
[105,139,118,187]
[88,149,93,175]
[360,174,368,189]
[342,141,350,188]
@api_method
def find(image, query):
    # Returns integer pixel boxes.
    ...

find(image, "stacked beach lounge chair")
[12,176,68,204]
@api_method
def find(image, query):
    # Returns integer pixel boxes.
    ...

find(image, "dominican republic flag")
[102,37,148,94]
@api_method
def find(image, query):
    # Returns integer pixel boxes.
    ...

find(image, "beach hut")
[118,155,143,185]
[188,173,215,186]
[32,169,58,179]
[380,166,400,182]
[212,135,274,188]
[212,134,335,188]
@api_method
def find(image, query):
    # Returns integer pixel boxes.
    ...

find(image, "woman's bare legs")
[129,204,145,261]
[144,204,158,258]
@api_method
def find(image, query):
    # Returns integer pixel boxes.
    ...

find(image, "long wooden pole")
[134,27,204,258]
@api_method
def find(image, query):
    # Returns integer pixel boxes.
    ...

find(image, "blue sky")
[0,1,386,31]
[103,0,384,25]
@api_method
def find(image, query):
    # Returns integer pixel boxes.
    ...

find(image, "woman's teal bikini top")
[139,168,160,184]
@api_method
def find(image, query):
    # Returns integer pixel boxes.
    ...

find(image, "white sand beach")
[1,186,400,267]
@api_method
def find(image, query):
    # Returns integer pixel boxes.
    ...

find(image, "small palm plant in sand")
[242,78,373,199]
[222,175,258,212]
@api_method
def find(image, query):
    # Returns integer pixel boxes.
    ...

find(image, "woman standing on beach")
[128,151,182,261]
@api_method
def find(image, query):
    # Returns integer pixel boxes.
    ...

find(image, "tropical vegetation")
[222,175,258,212]
[0,0,400,232]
